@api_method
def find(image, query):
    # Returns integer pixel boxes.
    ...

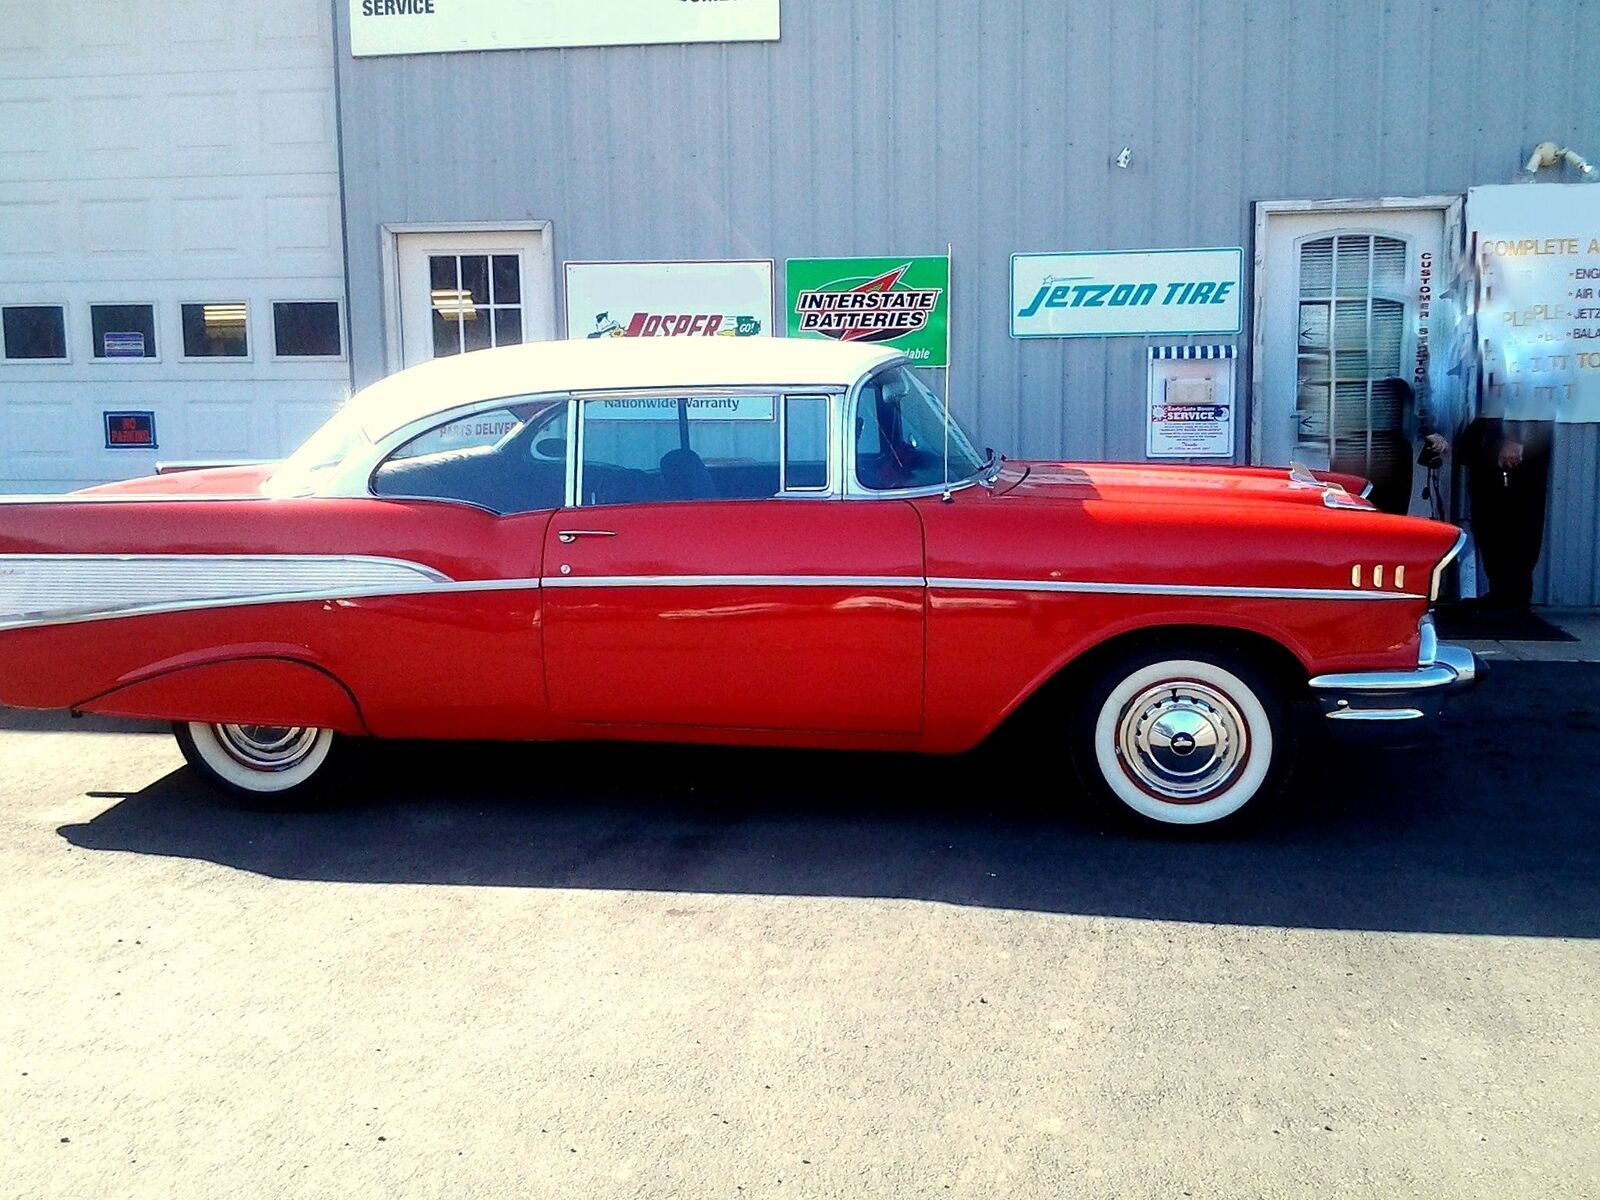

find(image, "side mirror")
[535,437,566,459]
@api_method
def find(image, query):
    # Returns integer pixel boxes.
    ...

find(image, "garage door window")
[181,302,249,359]
[273,301,343,359]
[90,303,157,360]
[2,305,67,361]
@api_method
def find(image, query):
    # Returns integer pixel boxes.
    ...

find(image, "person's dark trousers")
[1464,417,1553,609]
[1363,431,1416,516]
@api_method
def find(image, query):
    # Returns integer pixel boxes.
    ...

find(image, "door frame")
[378,220,556,376]
[1249,195,1460,464]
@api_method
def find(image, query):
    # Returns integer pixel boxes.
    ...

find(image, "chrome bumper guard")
[1308,619,1481,724]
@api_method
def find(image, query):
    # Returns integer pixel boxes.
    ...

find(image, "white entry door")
[1254,201,1458,513]
[394,227,556,369]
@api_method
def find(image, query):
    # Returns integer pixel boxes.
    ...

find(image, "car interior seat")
[658,447,717,500]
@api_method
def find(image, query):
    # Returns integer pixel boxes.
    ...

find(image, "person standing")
[1461,384,1556,612]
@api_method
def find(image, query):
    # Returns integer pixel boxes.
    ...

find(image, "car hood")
[73,463,279,497]
[991,460,1374,510]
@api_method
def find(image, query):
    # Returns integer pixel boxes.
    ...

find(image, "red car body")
[0,339,1474,825]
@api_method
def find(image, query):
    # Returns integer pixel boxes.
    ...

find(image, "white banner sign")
[586,396,775,422]
[564,260,774,341]
[1011,247,1243,338]
[351,0,780,58]
[1469,183,1600,423]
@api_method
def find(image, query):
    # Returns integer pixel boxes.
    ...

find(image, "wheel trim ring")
[1114,679,1251,804]
[214,724,322,773]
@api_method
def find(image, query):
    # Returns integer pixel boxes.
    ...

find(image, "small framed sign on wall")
[103,411,157,450]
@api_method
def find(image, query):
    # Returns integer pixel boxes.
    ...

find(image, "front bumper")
[1307,621,1481,726]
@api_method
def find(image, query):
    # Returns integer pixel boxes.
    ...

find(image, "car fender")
[75,653,369,734]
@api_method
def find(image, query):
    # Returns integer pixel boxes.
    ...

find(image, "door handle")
[557,529,617,543]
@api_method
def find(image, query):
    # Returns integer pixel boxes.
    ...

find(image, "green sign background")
[785,255,950,367]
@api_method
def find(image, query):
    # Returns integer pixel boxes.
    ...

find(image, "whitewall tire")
[1074,652,1292,829]
[175,722,341,807]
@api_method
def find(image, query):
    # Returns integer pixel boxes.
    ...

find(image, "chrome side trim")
[155,459,274,475]
[1327,706,1426,721]
[1431,530,1468,602]
[0,553,454,631]
[0,493,271,504]
[927,576,1425,602]
[0,576,546,633]
[540,574,918,589]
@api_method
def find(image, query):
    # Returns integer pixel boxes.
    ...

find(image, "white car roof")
[349,337,906,442]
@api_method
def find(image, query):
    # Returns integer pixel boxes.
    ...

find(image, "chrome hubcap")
[214,724,321,773]
[1116,680,1248,802]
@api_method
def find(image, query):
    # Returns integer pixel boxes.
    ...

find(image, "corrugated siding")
[333,0,1600,604]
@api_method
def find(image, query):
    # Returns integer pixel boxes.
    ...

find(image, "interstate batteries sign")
[785,256,950,366]
[350,0,780,57]
[1011,247,1243,338]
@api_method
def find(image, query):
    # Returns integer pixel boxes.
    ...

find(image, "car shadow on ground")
[55,662,1600,938]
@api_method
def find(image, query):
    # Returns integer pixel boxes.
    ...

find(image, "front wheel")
[174,722,342,808]
[1071,651,1294,830]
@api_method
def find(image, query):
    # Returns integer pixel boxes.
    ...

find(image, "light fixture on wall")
[1521,140,1595,179]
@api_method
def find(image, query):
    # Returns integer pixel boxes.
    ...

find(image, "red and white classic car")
[0,338,1476,828]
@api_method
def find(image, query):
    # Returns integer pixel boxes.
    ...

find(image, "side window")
[854,366,981,491]
[578,394,785,506]
[371,399,567,514]
[783,395,829,490]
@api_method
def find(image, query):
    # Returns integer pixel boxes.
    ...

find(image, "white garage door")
[0,1,349,494]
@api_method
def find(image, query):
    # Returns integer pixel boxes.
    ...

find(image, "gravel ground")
[3,662,1597,1199]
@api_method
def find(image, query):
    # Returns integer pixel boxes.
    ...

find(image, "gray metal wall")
[333,0,1600,604]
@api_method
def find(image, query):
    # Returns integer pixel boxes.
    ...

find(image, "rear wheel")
[1071,650,1294,830]
[174,721,342,808]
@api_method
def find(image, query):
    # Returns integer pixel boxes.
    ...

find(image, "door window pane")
[90,304,157,359]
[784,395,829,490]
[181,302,248,358]
[579,395,782,505]
[273,302,342,357]
[493,308,523,347]
[492,255,521,303]
[427,251,524,357]
[1294,233,1411,477]
[2,305,67,360]
[459,255,490,306]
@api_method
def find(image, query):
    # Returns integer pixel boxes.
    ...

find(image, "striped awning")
[1148,345,1237,360]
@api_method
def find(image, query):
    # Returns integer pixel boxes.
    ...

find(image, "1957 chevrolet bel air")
[0,338,1477,828]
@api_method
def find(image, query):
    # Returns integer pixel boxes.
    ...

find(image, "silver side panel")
[0,554,451,630]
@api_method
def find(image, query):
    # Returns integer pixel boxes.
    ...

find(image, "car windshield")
[855,365,985,491]
[261,404,371,498]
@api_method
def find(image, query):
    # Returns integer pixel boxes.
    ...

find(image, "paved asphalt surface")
[3,661,1598,1199]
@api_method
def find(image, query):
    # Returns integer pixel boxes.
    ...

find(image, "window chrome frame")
[840,358,986,500]
[569,384,848,507]
[358,391,571,514]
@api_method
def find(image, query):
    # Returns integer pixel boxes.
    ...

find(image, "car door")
[540,391,925,735]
